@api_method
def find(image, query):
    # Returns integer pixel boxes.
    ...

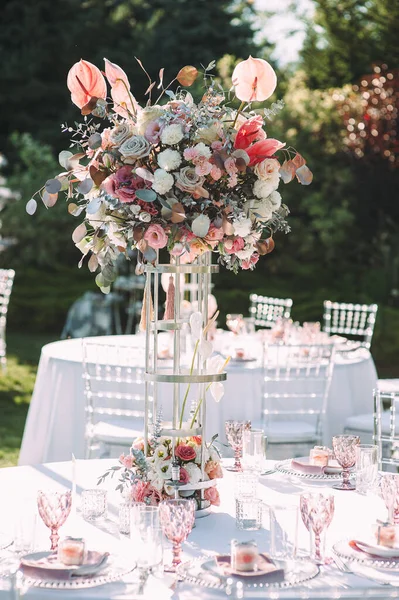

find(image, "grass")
[0,332,57,468]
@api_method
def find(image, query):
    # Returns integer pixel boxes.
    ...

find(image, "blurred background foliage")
[0,0,398,373]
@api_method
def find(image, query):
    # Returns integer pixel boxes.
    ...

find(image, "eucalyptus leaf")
[143,246,157,262]
[77,178,94,195]
[72,223,87,244]
[88,253,99,273]
[45,178,62,194]
[205,60,216,71]
[88,133,102,150]
[135,189,157,202]
[58,151,73,169]
[86,197,101,214]
[42,190,58,208]
[164,90,175,99]
[68,203,85,217]
[26,198,37,215]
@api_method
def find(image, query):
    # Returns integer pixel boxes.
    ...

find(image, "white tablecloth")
[19,335,377,465]
[0,458,396,599]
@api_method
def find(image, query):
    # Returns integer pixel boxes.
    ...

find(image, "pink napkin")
[20,551,109,580]
[291,458,329,475]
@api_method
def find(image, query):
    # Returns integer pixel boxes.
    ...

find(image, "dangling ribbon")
[164,275,175,320]
[139,279,154,331]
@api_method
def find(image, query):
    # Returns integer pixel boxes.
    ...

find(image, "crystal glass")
[37,490,72,551]
[269,504,298,560]
[225,420,251,471]
[159,499,195,571]
[300,493,335,563]
[81,489,107,521]
[355,444,378,495]
[242,429,267,474]
[234,471,258,499]
[332,434,360,490]
[236,497,262,530]
[380,473,399,524]
[131,504,160,533]
[133,526,164,594]
[119,502,131,535]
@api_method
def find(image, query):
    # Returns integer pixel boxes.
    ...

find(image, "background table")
[0,458,396,599]
[19,335,377,465]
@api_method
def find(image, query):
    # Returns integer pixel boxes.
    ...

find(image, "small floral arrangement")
[28,55,312,289]
[99,434,222,509]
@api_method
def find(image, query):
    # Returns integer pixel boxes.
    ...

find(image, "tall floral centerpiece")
[29,54,311,511]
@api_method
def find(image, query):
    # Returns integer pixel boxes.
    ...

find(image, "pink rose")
[211,141,223,151]
[175,444,197,462]
[241,253,259,270]
[119,453,134,469]
[145,120,163,144]
[179,467,190,485]
[195,161,213,176]
[205,460,223,480]
[144,224,168,250]
[132,437,145,452]
[205,225,224,248]
[204,486,220,506]
[188,436,202,445]
[224,157,238,176]
[102,166,157,214]
[131,480,162,506]
[224,236,245,255]
[210,165,222,181]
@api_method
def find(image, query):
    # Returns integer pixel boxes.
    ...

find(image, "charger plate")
[333,539,399,571]
[177,556,319,591]
[21,552,135,589]
[276,459,354,481]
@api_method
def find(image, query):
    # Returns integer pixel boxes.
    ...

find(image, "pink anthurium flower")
[104,58,130,87]
[67,60,107,109]
[104,58,138,118]
[232,56,277,103]
[246,138,285,166]
[234,115,266,150]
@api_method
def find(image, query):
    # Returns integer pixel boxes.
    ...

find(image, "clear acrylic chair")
[258,343,335,458]
[82,338,150,459]
[0,269,15,370]
[249,294,293,329]
[374,389,399,471]
[322,301,378,349]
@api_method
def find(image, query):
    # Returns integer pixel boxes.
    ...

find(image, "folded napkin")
[20,550,109,580]
[291,458,329,475]
[215,554,285,583]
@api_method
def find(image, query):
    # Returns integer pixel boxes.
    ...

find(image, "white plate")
[294,456,343,474]
[355,541,399,559]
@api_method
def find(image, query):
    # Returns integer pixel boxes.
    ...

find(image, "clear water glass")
[242,429,267,474]
[81,489,107,522]
[234,471,258,499]
[269,504,298,560]
[14,512,37,554]
[355,444,378,495]
[235,498,262,530]
[131,504,160,534]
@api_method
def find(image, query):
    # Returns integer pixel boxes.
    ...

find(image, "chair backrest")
[0,269,15,330]
[82,338,150,429]
[249,294,293,329]
[374,389,399,471]
[261,343,335,439]
[322,301,378,349]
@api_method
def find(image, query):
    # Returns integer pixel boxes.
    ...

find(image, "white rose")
[109,123,133,146]
[157,149,182,171]
[161,124,184,145]
[119,135,151,159]
[175,166,204,193]
[152,169,174,195]
[184,462,202,485]
[136,105,165,135]
[233,217,252,237]
[253,175,280,199]
[244,198,274,223]
[254,158,280,180]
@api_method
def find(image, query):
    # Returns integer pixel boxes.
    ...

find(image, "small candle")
[58,537,86,565]
[376,524,397,547]
[310,448,329,467]
[231,540,258,572]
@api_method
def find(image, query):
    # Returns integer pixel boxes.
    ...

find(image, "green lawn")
[0,332,57,468]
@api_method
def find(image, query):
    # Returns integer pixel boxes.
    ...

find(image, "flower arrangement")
[28,55,312,289]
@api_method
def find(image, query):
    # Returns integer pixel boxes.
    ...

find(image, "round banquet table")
[0,458,397,599]
[19,334,377,466]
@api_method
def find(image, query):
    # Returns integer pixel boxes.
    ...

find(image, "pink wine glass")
[300,493,335,564]
[332,435,360,490]
[37,490,72,551]
[225,420,251,471]
[380,473,399,524]
[159,499,195,571]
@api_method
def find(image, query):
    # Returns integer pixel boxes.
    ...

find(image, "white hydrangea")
[152,169,174,195]
[184,462,202,485]
[253,175,280,199]
[161,124,184,145]
[233,216,252,237]
[157,149,182,171]
[194,142,211,159]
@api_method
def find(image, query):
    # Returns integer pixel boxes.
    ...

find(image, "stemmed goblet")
[380,473,399,524]
[37,490,72,551]
[225,420,251,471]
[332,435,360,490]
[159,499,195,571]
[300,493,335,564]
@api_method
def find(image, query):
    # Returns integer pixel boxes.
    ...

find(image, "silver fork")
[333,553,395,586]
